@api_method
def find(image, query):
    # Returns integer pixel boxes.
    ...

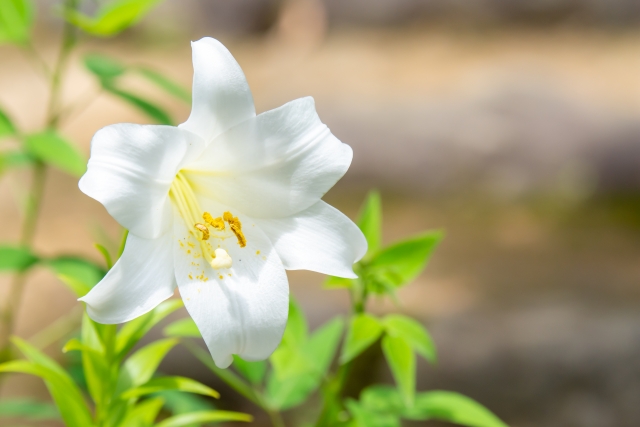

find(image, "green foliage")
[155,410,252,427]
[381,335,415,407]
[0,107,16,138]
[47,256,106,297]
[24,131,86,177]
[83,52,189,125]
[346,398,401,427]
[0,398,59,421]
[232,355,268,385]
[63,0,164,37]
[0,151,34,176]
[164,317,200,338]
[340,313,383,364]
[0,0,34,44]
[121,376,219,399]
[383,314,436,364]
[0,245,38,272]
[358,190,382,257]
[367,230,443,292]
[359,386,508,427]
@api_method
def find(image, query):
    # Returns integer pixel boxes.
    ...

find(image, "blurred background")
[1,0,639,426]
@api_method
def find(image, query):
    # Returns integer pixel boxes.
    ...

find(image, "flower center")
[169,172,247,269]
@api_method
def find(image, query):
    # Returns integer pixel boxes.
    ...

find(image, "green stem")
[266,408,286,427]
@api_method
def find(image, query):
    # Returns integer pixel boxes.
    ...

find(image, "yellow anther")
[203,212,225,230]
[210,248,233,269]
[194,223,209,240]
[223,211,247,248]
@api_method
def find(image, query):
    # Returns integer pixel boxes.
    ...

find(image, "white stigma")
[210,248,232,269]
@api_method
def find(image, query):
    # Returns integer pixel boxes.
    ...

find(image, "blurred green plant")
[164,192,508,427]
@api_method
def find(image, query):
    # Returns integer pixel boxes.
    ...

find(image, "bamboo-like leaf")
[381,335,415,407]
[154,410,252,427]
[116,338,178,394]
[0,245,38,272]
[341,314,383,364]
[357,190,382,257]
[404,391,508,427]
[63,0,164,37]
[383,315,436,364]
[24,131,86,177]
[121,376,219,399]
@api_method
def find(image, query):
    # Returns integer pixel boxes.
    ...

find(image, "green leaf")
[358,190,382,256]
[323,275,353,289]
[6,337,94,427]
[0,0,34,44]
[383,315,436,364]
[47,256,106,297]
[79,314,111,408]
[360,385,405,416]
[0,107,16,138]
[104,86,173,125]
[164,317,200,338]
[24,131,86,177]
[404,391,508,427]
[155,390,216,415]
[137,67,191,103]
[121,376,219,399]
[0,245,38,272]
[341,314,383,364]
[118,396,164,427]
[267,317,344,410]
[84,53,126,81]
[116,338,178,394]
[346,399,400,427]
[0,398,59,420]
[0,151,34,175]
[116,298,183,359]
[94,243,113,269]
[368,230,443,289]
[232,355,267,385]
[63,0,164,37]
[282,298,308,347]
[155,410,252,427]
[381,335,415,407]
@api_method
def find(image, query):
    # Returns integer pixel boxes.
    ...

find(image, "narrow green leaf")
[80,314,111,408]
[185,341,260,405]
[118,396,164,427]
[360,385,405,416]
[104,86,173,124]
[84,53,126,80]
[116,338,178,394]
[155,410,252,427]
[137,67,191,103]
[358,190,382,256]
[0,398,59,420]
[24,131,86,177]
[155,390,216,415]
[63,0,163,37]
[164,317,200,338]
[369,230,444,289]
[282,298,307,347]
[265,371,318,411]
[116,298,183,359]
[232,355,267,385]
[323,276,353,289]
[381,335,415,407]
[383,315,436,364]
[47,256,106,297]
[0,245,38,272]
[346,399,400,427]
[0,0,34,44]
[121,376,219,399]
[341,314,383,364]
[404,391,508,427]
[93,243,113,269]
[304,316,344,375]
[0,151,34,175]
[0,107,16,137]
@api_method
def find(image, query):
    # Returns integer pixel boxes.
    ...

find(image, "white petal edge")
[256,200,367,278]
[184,97,353,219]
[180,37,256,144]
[79,124,204,239]
[173,198,289,368]
[79,231,176,324]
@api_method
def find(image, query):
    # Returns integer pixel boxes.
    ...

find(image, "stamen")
[203,212,225,230]
[210,248,232,269]
[223,211,247,247]
[194,223,209,240]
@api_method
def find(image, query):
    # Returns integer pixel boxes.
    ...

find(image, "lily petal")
[79,231,176,324]
[180,37,256,144]
[257,200,367,278]
[184,97,352,219]
[173,199,289,368]
[79,124,204,239]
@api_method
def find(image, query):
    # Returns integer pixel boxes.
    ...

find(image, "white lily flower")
[78,37,367,368]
